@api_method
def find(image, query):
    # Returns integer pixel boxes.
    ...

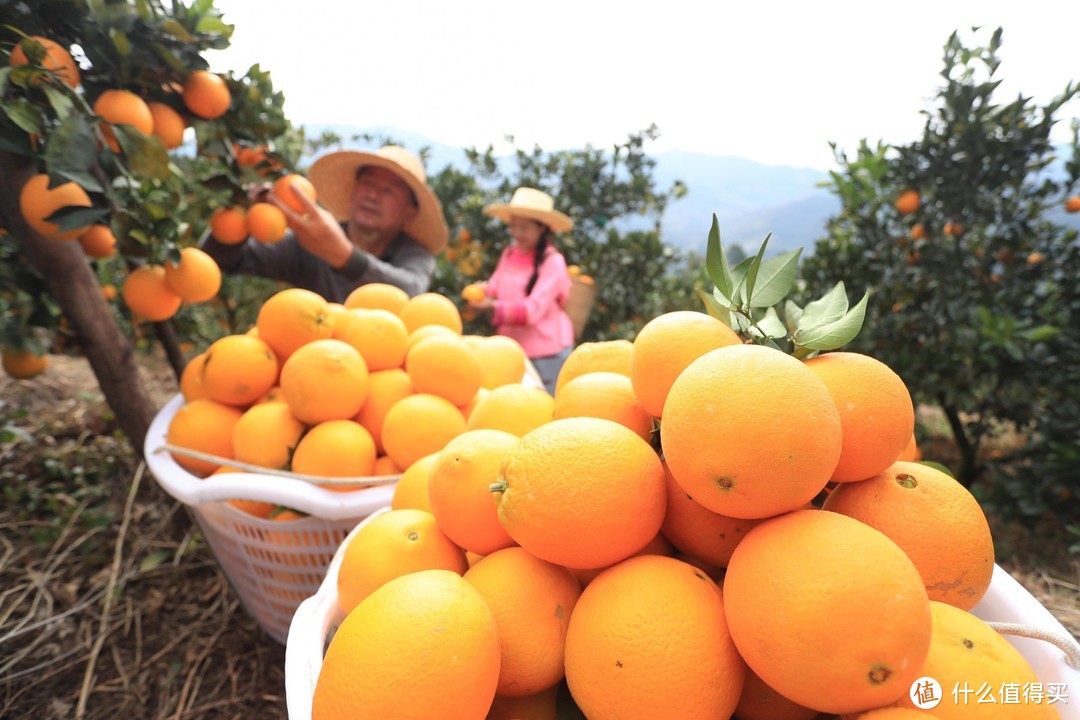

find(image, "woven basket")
[564,276,597,340]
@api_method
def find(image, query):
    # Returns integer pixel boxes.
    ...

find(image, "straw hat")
[483,187,574,234]
[307,145,449,253]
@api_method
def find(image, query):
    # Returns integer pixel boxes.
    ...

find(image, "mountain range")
[302,124,1079,256]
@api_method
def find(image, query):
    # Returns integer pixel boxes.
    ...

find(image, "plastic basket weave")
[144,394,397,644]
[284,556,1080,720]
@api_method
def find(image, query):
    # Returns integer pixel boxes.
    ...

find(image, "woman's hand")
[269,189,354,268]
[468,295,497,311]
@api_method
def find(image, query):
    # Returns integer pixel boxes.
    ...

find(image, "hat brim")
[308,150,449,253]
[483,204,574,234]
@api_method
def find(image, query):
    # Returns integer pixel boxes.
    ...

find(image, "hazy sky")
[206,1,1079,171]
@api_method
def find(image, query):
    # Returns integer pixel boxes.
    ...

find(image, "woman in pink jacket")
[468,187,575,395]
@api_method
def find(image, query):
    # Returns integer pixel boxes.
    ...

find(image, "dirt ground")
[1,352,1077,720]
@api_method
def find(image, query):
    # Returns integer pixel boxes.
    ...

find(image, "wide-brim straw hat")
[483,187,574,234]
[308,145,449,253]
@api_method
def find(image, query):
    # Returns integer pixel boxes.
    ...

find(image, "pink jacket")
[486,244,574,358]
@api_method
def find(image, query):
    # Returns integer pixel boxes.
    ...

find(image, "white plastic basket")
[284,552,1080,720]
[144,393,397,644]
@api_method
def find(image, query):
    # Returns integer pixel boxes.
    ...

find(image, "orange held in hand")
[272,174,317,214]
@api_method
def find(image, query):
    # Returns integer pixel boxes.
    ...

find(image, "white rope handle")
[153,444,399,488]
[988,621,1080,670]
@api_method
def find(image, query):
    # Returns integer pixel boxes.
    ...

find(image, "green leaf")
[1023,325,1060,343]
[705,215,734,301]
[2,98,46,135]
[743,234,770,307]
[160,19,196,42]
[751,306,788,339]
[729,256,753,305]
[115,126,171,179]
[41,84,75,120]
[796,290,869,351]
[44,205,110,233]
[195,16,233,35]
[45,114,102,191]
[110,28,131,58]
[747,248,802,308]
[0,67,12,95]
[800,281,850,328]
[696,287,732,326]
[784,299,804,334]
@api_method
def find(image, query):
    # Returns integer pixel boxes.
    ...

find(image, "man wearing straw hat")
[200,145,448,302]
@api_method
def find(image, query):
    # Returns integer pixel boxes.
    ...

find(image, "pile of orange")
[309,309,1044,720]
[166,285,535,521]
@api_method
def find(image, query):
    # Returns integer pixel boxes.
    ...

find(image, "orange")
[568,531,674,587]
[209,206,248,245]
[943,221,964,237]
[147,102,185,149]
[804,351,914,482]
[465,383,554,437]
[1026,252,1047,265]
[231,401,306,470]
[313,569,500,720]
[279,339,369,425]
[461,282,486,303]
[428,429,520,555]
[339,308,409,371]
[464,547,582,697]
[163,247,221,303]
[911,223,927,241]
[894,602,1050,719]
[630,310,741,417]
[380,393,467,469]
[372,455,400,476]
[234,143,267,168]
[246,201,287,243]
[405,334,483,406]
[724,509,931,715]
[324,302,348,333]
[485,686,559,720]
[93,89,153,152]
[895,189,921,215]
[554,339,633,395]
[179,351,208,402]
[200,334,278,406]
[272,174,316,214]
[471,334,527,388]
[19,173,93,241]
[343,282,410,314]
[734,667,820,720]
[405,323,457,351]
[182,70,231,120]
[458,386,487,418]
[898,432,921,461]
[660,461,762,568]
[354,368,413,453]
[662,344,842,519]
[398,292,463,334]
[495,417,666,569]
[122,265,182,322]
[100,283,117,301]
[1066,195,1080,213]
[2,349,48,380]
[564,555,745,720]
[226,498,275,519]
[553,371,652,441]
[78,225,117,258]
[822,461,994,610]
[291,419,376,479]
[391,453,438,513]
[255,287,333,360]
[166,399,243,476]
[9,36,80,88]
[336,509,468,614]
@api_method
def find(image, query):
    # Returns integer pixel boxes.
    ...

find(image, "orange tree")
[799,28,1080,522]
[428,126,706,341]
[0,0,302,452]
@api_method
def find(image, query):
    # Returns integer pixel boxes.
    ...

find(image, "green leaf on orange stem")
[743,233,770,306]
[696,287,732,326]
[747,247,802,308]
[795,290,869,352]
[705,214,734,302]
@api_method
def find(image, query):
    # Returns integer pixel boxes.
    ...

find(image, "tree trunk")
[939,396,978,487]
[1,153,158,456]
